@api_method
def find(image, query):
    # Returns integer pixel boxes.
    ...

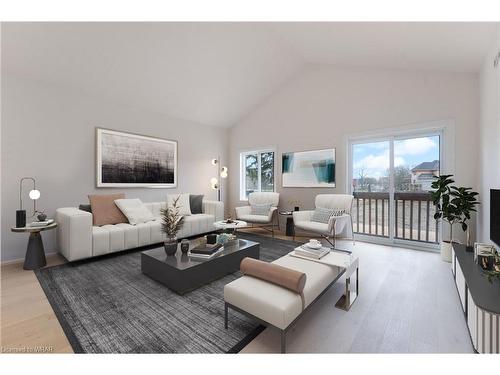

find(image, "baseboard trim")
[1,251,58,266]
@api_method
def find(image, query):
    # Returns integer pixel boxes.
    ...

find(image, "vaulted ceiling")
[2,22,498,127]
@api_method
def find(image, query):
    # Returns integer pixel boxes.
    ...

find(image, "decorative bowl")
[306,241,322,250]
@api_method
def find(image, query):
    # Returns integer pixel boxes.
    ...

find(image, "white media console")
[451,243,500,353]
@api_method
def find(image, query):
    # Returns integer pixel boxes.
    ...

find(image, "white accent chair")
[235,192,280,237]
[293,194,354,246]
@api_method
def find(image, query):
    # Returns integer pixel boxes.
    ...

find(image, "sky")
[353,135,440,179]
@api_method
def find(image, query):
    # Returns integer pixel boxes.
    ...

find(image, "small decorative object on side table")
[160,196,185,256]
[11,221,57,270]
[36,211,47,222]
[279,211,295,236]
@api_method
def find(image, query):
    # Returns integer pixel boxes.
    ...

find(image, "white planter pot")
[441,241,452,262]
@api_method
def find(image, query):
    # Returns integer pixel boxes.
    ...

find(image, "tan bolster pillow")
[240,257,306,294]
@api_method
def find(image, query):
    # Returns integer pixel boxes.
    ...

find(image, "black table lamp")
[16,177,40,228]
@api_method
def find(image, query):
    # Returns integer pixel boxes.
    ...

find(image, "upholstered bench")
[224,251,359,353]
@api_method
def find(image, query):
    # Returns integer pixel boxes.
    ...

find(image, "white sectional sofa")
[56,200,224,261]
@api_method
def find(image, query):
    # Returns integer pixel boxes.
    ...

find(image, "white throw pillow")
[114,198,155,225]
[166,193,192,216]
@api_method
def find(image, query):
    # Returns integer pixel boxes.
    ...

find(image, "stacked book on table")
[188,243,224,259]
[28,219,55,228]
[294,245,330,260]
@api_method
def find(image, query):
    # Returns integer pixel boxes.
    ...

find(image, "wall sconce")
[17,177,41,228]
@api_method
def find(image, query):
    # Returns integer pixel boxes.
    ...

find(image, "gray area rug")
[35,233,297,353]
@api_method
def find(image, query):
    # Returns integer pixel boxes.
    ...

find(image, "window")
[349,129,443,248]
[240,150,275,200]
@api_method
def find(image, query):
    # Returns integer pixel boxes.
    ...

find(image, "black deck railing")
[353,191,439,244]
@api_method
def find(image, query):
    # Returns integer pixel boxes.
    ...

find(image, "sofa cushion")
[144,202,165,217]
[101,225,125,252]
[178,214,214,238]
[224,275,303,330]
[294,220,330,235]
[167,193,191,216]
[88,193,128,226]
[92,226,110,256]
[136,222,152,246]
[114,198,155,225]
[115,223,140,249]
[236,214,270,224]
[149,220,165,243]
[189,194,204,214]
[251,203,271,216]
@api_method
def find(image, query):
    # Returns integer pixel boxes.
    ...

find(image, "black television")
[491,189,500,247]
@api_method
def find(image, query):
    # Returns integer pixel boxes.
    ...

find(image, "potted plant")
[160,196,185,256]
[431,175,479,262]
[452,186,480,250]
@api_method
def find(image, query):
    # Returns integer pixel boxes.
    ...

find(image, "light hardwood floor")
[1,254,71,353]
[0,229,473,353]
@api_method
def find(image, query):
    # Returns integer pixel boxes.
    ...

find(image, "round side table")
[213,220,247,235]
[11,222,58,270]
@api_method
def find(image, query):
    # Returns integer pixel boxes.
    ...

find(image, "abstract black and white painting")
[282,148,335,187]
[96,128,177,188]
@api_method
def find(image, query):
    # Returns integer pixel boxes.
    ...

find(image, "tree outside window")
[241,150,275,199]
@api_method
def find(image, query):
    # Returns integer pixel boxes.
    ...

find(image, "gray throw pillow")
[251,203,272,216]
[189,194,204,214]
[311,208,346,224]
[79,204,92,213]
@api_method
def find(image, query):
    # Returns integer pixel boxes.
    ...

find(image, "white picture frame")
[282,148,336,188]
[96,128,178,188]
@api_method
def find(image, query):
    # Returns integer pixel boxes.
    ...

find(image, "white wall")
[228,65,480,240]
[1,62,485,261]
[1,74,228,262]
[478,26,500,244]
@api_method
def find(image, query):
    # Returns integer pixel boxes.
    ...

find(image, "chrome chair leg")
[323,235,335,248]
[350,214,355,246]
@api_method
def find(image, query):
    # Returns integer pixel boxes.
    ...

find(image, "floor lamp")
[210,156,228,202]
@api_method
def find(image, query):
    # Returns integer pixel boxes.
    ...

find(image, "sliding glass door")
[350,132,441,248]
[352,140,391,238]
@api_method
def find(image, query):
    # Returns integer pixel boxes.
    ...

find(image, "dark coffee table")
[141,239,260,295]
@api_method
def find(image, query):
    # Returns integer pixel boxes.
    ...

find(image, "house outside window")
[240,149,275,200]
[410,160,440,191]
